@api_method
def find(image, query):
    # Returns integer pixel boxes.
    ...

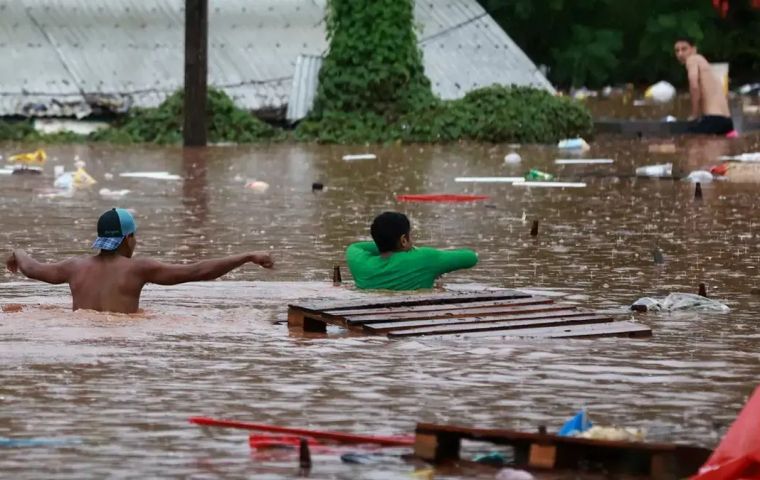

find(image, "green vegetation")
[91,89,281,144]
[0,89,281,144]
[296,0,590,144]
[479,0,760,88]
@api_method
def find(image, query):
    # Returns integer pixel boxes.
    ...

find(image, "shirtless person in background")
[674,37,734,135]
[5,208,274,313]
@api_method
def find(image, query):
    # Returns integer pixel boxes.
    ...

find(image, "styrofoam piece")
[99,188,131,198]
[512,181,587,188]
[555,159,613,165]
[342,154,376,161]
[719,152,760,162]
[455,177,525,183]
[119,171,182,180]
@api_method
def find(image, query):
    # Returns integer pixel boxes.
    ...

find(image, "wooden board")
[323,298,552,316]
[290,291,530,313]
[343,299,560,325]
[418,321,652,340]
[414,423,710,479]
[365,309,589,333]
[287,292,652,340]
[384,314,614,337]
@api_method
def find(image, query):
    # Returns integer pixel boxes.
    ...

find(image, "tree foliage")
[480,0,760,88]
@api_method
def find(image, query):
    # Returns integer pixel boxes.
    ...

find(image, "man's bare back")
[674,37,733,135]
[685,54,729,117]
[5,208,274,314]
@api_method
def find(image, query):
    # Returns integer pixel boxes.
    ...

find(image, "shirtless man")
[5,208,274,313]
[674,37,734,135]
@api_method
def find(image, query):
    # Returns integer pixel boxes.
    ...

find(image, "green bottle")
[524,169,555,181]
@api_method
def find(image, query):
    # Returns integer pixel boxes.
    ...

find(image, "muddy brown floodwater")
[1,134,760,479]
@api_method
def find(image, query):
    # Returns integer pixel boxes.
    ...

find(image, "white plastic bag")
[632,293,729,313]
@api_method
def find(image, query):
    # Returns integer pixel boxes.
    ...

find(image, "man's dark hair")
[675,36,695,46]
[370,212,410,253]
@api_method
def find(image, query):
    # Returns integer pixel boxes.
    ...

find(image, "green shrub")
[91,88,282,144]
[297,0,592,144]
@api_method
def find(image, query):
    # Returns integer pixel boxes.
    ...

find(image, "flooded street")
[2,135,760,478]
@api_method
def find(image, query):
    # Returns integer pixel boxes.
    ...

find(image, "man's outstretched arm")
[137,252,274,286]
[6,250,75,284]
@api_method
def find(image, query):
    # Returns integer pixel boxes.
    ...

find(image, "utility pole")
[183,0,208,146]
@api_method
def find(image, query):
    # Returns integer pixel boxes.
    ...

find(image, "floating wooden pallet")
[287,291,651,339]
[414,423,711,479]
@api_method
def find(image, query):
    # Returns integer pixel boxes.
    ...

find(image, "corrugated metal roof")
[286,55,322,123]
[0,0,553,118]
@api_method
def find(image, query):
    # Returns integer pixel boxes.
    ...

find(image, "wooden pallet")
[414,423,711,479]
[287,291,651,339]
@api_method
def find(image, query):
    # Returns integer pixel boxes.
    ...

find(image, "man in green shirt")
[345,212,478,290]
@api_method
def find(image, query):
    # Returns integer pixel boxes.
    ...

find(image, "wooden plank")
[289,291,530,313]
[323,297,551,316]
[529,443,557,468]
[366,309,590,333]
[413,432,461,462]
[414,423,709,478]
[423,321,651,340]
[385,314,613,337]
[287,308,305,328]
[344,302,572,326]
[415,423,704,454]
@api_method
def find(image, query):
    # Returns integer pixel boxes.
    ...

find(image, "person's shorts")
[688,115,734,135]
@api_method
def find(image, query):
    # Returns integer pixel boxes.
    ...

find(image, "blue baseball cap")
[92,208,137,251]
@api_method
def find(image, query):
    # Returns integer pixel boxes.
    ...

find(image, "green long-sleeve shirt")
[345,241,478,290]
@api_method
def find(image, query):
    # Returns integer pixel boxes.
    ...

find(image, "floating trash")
[245,180,270,193]
[342,153,376,161]
[645,80,676,103]
[555,158,613,165]
[578,426,646,442]
[512,181,586,188]
[9,148,47,166]
[557,138,590,151]
[119,172,182,180]
[495,468,535,480]
[635,163,672,178]
[454,177,524,183]
[524,169,554,181]
[99,188,131,198]
[631,293,729,313]
[0,437,81,448]
[685,170,715,183]
[396,194,489,202]
[558,409,592,437]
[503,152,522,164]
[719,152,760,162]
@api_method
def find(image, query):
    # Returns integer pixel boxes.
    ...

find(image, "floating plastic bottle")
[635,163,672,178]
[524,169,555,181]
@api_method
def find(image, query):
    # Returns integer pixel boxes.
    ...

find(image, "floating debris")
[342,153,376,161]
[555,159,613,165]
[119,172,182,180]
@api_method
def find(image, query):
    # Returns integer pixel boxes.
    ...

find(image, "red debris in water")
[396,194,489,202]
[693,386,760,479]
[710,163,730,176]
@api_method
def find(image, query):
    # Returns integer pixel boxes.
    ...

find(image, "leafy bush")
[91,88,281,144]
[297,0,590,144]
[309,0,435,120]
